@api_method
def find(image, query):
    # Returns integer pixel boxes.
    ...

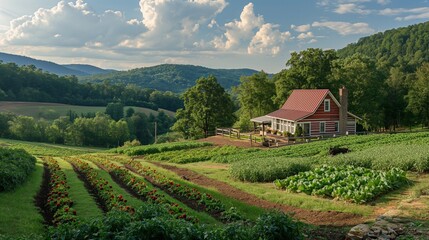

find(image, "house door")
[303,123,311,136]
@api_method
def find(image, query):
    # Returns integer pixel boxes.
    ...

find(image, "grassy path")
[0,159,44,237]
[55,157,103,220]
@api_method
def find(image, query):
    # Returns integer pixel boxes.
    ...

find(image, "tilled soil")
[199,136,263,148]
[34,164,54,226]
[152,162,367,227]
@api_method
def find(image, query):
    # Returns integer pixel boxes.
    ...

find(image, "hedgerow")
[112,141,212,156]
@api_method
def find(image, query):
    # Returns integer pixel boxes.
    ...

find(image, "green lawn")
[55,157,103,220]
[0,101,175,120]
[0,159,44,237]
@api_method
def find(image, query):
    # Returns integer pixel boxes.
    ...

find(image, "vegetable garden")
[1,132,429,239]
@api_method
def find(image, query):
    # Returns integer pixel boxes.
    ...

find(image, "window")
[324,99,330,112]
[334,122,339,132]
[320,122,326,133]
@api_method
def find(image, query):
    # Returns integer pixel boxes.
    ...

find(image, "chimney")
[339,86,348,135]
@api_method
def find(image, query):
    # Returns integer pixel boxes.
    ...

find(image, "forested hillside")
[337,21,429,71]
[80,64,259,92]
[232,22,429,133]
[0,52,85,76]
[0,62,183,112]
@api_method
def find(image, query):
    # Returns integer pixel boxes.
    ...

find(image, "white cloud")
[291,24,310,32]
[376,0,390,5]
[312,21,374,35]
[248,23,290,55]
[379,7,429,21]
[308,39,318,44]
[334,3,371,14]
[221,3,264,49]
[213,3,289,55]
[120,0,227,50]
[297,32,314,40]
[5,0,141,47]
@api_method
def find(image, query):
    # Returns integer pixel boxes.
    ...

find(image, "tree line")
[0,105,174,147]
[0,62,183,112]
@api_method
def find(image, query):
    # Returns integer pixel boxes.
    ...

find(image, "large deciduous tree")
[331,54,386,130]
[173,76,235,138]
[234,71,276,131]
[274,48,338,106]
[407,63,429,127]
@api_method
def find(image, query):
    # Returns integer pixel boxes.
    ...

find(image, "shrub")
[0,148,36,192]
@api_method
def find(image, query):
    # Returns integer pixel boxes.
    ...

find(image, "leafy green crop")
[274,165,408,204]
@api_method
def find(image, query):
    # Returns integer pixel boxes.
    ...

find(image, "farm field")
[0,101,175,120]
[1,132,429,239]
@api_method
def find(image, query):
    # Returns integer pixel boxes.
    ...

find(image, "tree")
[127,112,153,145]
[125,107,135,118]
[105,102,124,121]
[331,54,386,130]
[9,116,41,141]
[407,63,429,127]
[172,76,235,138]
[109,120,130,147]
[234,71,276,131]
[274,48,338,106]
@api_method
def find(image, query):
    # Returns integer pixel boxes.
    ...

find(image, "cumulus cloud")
[248,23,290,55]
[5,0,141,47]
[297,32,314,40]
[119,0,227,50]
[376,0,390,5]
[334,3,371,14]
[291,24,310,32]
[213,3,289,55]
[312,21,374,35]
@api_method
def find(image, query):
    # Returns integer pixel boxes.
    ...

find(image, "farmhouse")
[252,88,361,136]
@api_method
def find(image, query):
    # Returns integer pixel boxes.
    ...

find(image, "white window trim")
[324,99,330,112]
[320,121,326,133]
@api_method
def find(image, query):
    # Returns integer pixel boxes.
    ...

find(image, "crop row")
[146,145,259,164]
[323,144,429,173]
[82,155,195,222]
[274,165,408,203]
[112,141,213,156]
[0,148,36,192]
[126,160,227,216]
[66,157,134,213]
[44,157,77,225]
[218,132,429,164]
[230,157,312,182]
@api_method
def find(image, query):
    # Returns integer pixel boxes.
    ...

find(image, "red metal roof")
[267,89,330,121]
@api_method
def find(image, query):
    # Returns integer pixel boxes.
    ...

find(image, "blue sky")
[0,0,428,73]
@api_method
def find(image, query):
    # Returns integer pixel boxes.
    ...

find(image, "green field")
[1,133,429,239]
[0,101,175,120]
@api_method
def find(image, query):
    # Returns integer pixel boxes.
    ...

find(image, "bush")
[230,157,312,182]
[0,148,36,192]
[123,139,141,148]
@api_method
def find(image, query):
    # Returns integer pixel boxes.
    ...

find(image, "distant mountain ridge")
[0,52,112,76]
[79,64,260,92]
